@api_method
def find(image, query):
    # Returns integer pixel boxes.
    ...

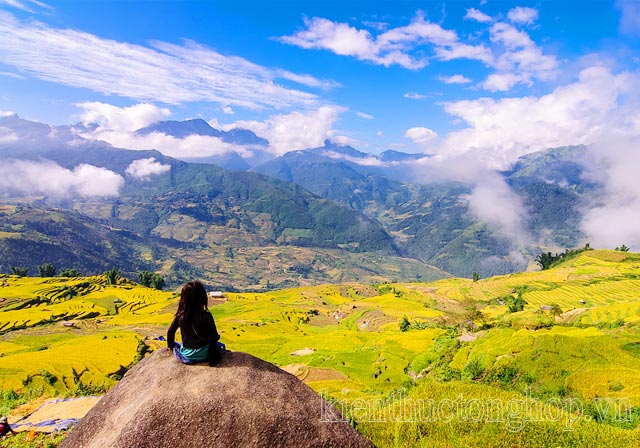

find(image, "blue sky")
[1,0,640,250]
[0,0,639,157]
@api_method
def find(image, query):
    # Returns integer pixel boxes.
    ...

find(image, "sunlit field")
[2,250,640,446]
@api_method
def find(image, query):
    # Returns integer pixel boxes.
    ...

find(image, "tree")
[150,273,165,291]
[506,294,527,313]
[535,252,556,270]
[138,271,165,290]
[138,271,154,288]
[10,266,28,277]
[472,272,480,282]
[615,245,630,252]
[104,268,121,285]
[550,303,563,317]
[399,316,411,332]
[59,268,81,278]
[38,262,56,277]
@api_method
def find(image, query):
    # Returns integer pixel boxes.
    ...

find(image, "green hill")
[1,250,640,446]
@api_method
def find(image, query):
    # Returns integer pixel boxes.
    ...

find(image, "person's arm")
[167,315,179,349]
[204,312,220,342]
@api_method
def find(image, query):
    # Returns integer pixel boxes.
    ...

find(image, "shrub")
[462,357,485,381]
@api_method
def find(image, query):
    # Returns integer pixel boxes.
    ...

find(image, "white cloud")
[0,0,52,13]
[411,66,640,250]
[0,126,18,143]
[376,130,384,137]
[617,0,640,35]
[414,153,530,249]
[507,7,539,25]
[322,150,387,167]
[278,13,492,70]
[356,111,374,120]
[76,102,170,132]
[274,69,341,90]
[330,135,361,147]
[225,105,345,155]
[481,72,521,91]
[84,129,251,160]
[404,92,426,100]
[464,175,529,248]
[0,12,325,110]
[580,133,640,250]
[279,10,558,93]
[278,16,427,69]
[439,66,633,170]
[465,8,492,23]
[0,160,123,197]
[439,74,472,84]
[405,127,438,146]
[0,110,16,117]
[433,42,493,65]
[221,105,235,115]
[0,71,25,79]
[125,157,171,180]
[482,22,558,91]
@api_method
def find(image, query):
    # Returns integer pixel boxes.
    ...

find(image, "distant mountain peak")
[135,119,221,138]
[379,149,429,163]
[317,140,368,159]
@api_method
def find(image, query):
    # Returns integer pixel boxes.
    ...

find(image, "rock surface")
[60,349,373,448]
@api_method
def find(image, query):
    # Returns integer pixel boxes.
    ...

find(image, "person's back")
[167,281,223,365]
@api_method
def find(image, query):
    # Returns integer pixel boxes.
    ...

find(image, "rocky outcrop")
[61,349,373,448]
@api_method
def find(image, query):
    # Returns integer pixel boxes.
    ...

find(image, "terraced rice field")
[2,249,640,446]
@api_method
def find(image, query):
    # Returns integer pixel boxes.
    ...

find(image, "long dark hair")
[176,281,208,326]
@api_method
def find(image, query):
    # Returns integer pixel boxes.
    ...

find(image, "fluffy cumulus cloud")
[76,102,170,132]
[125,157,171,180]
[0,12,329,110]
[74,102,256,160]
[224,105,345,155]
[86,128,252,160]
[483,21,558,91]
[507,6,539,25]
[0,160,123,197]
[278,13,492,70]
[465,8,492,23]
[279,9,559,92]
[405,127,438,146]
[438,66,634,170]
[408,64,640,254]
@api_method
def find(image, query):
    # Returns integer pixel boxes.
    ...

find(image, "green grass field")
[2,249,640,446]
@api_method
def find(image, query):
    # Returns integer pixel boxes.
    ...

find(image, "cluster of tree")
[8,264,165,291]
[535,243,592,270]
[10,263,81,278]
[137,271,165,290]
[615,245,630,252]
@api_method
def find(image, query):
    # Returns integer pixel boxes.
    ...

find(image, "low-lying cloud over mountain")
[125,157,171,181]
[0,159,123,197]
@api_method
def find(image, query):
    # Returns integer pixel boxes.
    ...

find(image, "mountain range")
[0,114,598,285]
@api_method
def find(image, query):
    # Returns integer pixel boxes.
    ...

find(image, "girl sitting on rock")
[167,281,225,366]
